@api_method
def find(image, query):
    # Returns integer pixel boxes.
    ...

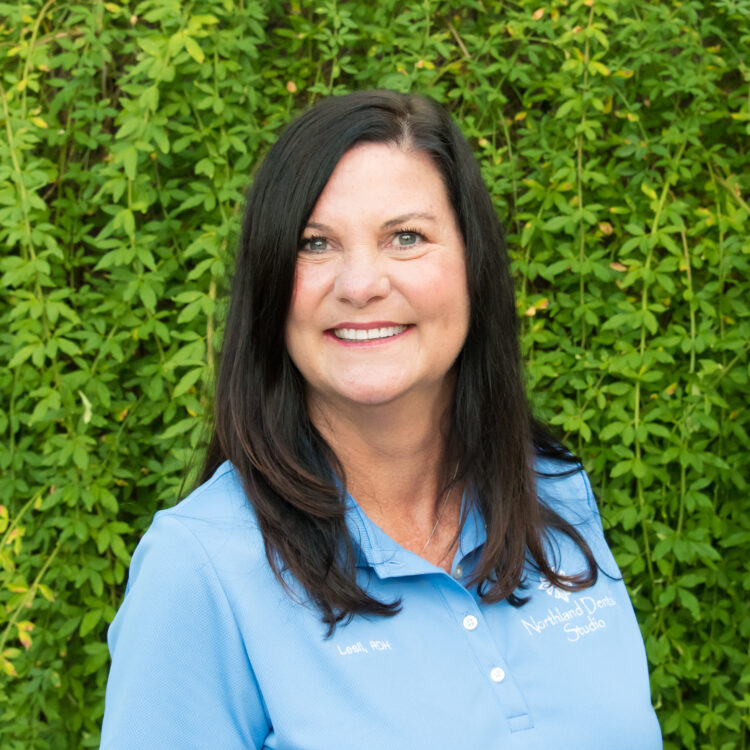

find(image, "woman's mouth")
[331,325,409,342]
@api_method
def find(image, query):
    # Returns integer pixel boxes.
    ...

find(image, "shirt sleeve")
[100,513,271,749]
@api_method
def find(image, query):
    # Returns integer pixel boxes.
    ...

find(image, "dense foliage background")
[1,0,748,746]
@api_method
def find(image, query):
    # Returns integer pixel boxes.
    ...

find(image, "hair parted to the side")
[200,90,598,634]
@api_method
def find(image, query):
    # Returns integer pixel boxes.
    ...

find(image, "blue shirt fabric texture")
[100,459,662,749]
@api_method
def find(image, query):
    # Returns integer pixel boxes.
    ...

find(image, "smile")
[332,325,408,342]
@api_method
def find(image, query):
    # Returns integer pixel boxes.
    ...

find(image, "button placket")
[435,578,533,733]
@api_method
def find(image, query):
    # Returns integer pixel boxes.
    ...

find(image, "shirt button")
[453,565,463,579]
[490,667,506,683]
[462,614,478,631]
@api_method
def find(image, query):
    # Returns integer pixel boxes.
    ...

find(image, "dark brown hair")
[200,90,598,634]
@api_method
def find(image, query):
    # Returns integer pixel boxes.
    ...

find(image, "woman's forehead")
[306,143,453,226]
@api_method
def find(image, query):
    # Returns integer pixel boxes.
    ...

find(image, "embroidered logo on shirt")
[538,570,571,602]
[522,569,619,643]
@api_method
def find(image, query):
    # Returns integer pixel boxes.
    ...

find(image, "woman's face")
[285,142,470,415]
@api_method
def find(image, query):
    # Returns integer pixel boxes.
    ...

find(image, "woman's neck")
[307,385,462,569]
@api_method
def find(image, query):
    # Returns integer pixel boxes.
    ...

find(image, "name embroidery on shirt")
[522,572,618,642]
[336,639,392,656]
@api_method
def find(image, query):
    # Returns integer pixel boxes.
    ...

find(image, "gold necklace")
[420,465,460,555]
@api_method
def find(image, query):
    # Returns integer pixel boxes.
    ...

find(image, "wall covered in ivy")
[1,0,748,746]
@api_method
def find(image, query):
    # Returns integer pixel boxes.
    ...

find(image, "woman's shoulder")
[161,460,255,524]
[129,461,267,590]
[103,461,272,747]
[532,455,619,576]
[159,460,260,532]
[533,456,597,520]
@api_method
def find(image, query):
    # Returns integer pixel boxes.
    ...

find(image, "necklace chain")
[419,464,460,555]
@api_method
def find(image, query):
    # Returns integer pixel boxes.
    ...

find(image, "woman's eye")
[394,231,421,247]
[301,236,328,253]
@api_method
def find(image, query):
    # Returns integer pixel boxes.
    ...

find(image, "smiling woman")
[99,91,662,749]
[286,143,470,421]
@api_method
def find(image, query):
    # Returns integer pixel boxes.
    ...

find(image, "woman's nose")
[333,248,391,307]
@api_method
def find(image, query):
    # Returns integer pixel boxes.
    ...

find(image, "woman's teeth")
[333,325,407,341]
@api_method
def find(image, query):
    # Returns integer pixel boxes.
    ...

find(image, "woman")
[100,91,661,749]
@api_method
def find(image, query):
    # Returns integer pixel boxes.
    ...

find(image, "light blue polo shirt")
[100,460,662,749]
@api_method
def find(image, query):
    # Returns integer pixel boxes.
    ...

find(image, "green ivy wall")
[1,0,748,747]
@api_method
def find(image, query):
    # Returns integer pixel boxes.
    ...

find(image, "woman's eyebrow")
[304,221,333,232]
[305,213,437,232]
[382,212,437,228]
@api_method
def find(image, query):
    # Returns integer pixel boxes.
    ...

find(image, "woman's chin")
[310,376,452,413]
[332,387,409,409]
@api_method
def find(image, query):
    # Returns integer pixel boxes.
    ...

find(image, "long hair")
[200,90,598,634]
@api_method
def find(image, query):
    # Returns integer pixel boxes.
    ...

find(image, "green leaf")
[542,215,569,232]
[600,422,626,441]
[79,610,102,637]
[173,367,205,398]
[183,35,205,63]
[678,588,701,620]
[121,145,138,180]
[520,221,535,247]
[139,283,157,312]
[110,535,131,564]
[73,442,89,470]
[195,158,215,178]
[610,459,633,478]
